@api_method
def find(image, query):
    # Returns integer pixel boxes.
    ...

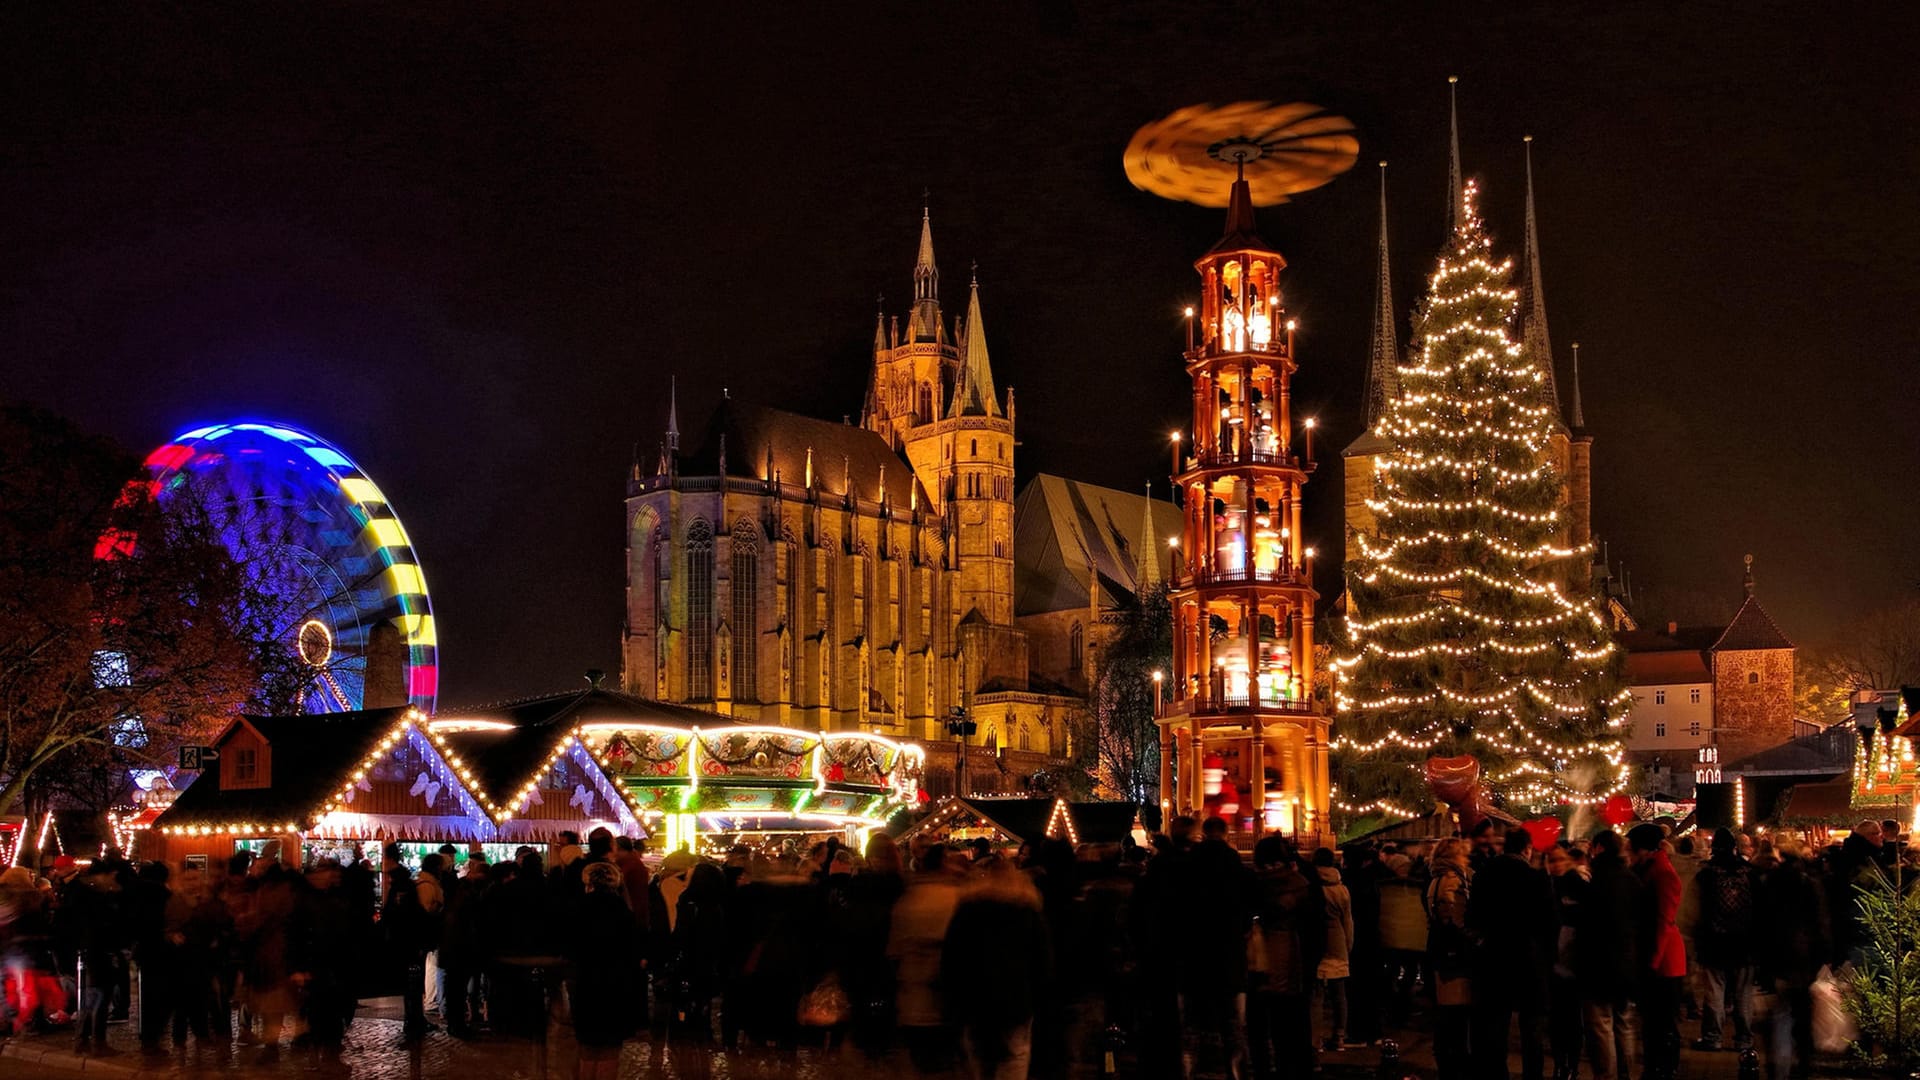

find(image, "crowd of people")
[0,813,1908,1080]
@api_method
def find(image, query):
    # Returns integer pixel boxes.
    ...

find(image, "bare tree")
[1089,583,1172,807]
[0,404,260,819]
[1797,598,1920,725]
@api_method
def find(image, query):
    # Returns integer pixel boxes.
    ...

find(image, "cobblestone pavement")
[0,1000,1818,1080]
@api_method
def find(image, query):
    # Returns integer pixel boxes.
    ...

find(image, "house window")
[1690,688,1702,704]
[231,746,257,783]
[1655,690,1666,705]
[1690,720,1701,736]
[1655,722,1667,738]
[1748,671,1760,685]
[687,520,714,699]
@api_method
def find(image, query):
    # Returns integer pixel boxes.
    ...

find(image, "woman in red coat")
[1627,824,1686,1080]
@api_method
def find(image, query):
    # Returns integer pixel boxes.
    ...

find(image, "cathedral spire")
[909,199,944,342]
[1521,134,1562,418]
[947,268,1002,418]
[873,293,888,353]
[1569,341,1587,431]
[1364,161,1399,429]
[1136,482,1161,590]
[1447,76,1463,236]
[666,375,680,453]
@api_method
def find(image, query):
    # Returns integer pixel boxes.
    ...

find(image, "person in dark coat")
[942,857,1053,1080]
[1467,827,1556,1080]
[569,861,643,1080]
[1247,836,1323,1080]
[1754,837,1828,1080]
[1177,816,1253,1078]
[129,861,177,1056]
[57,861,130,1056]
[1575,831,1641,1080]
[1341,844,1387,1045]
[1688,828,1756,1051]
[1543,844,1587,1080]
[290,861,356,1073]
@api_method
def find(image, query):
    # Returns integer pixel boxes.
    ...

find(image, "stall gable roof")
[158,706,413,831]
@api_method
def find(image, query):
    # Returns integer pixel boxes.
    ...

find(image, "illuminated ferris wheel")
[139,421,438,714]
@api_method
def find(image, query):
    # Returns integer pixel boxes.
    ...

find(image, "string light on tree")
[1332,178,1629,817]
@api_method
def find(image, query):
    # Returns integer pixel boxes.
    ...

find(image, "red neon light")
[142,443,195,472]
[409,664,438,699]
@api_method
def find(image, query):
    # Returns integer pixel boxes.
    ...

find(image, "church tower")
[1344,85,1600,605]
[865,207,1016,628]
[1161,164,1333,846]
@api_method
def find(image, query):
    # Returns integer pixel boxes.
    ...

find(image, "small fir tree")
[1332,181,1630,815]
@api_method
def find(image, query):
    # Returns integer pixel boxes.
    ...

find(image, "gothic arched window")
[1069,622,1084,672]
[687,520,714,699]
[731,521,758,702]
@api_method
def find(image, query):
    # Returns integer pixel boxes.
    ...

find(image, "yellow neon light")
[382,563,426,598]
[340,478,386,505]
[396,613,436,646]
[365,517,411,550]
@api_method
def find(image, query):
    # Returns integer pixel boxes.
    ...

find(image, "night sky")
[6,4,1916,705]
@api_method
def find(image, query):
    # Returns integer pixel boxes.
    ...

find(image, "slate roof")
[158,707,411,830]
[682,401,924,508]
[1713,594,1795,652]
[1013,474,1181,615]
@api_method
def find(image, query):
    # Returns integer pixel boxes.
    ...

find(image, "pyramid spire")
[666,375,680,453]
[1136,482,1161,590]
[909,198,944,341]
[1521,135,1562,419]
[947,269,1002,418]
[872,294,888,353]
[1364,161,1400,429]
[1569,341,1587,431]
[1447,77,1463,236]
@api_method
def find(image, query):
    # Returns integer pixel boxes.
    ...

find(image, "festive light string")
[1332,176,1630,809]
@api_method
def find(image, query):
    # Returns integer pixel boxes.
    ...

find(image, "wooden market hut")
[895,796,1140,849]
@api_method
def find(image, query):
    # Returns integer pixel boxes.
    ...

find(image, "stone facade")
[1712,646,1796,763]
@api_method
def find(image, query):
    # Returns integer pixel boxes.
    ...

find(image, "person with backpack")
[1688,828,1755,1052]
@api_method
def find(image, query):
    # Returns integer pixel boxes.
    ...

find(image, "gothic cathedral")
[622,209,1082,797]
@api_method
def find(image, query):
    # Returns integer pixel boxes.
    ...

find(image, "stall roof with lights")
[157,706,418,833]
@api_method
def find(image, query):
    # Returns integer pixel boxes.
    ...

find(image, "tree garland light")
[1333,178,1629,814]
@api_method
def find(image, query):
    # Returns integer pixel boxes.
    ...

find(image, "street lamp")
[1151,669,1165,718]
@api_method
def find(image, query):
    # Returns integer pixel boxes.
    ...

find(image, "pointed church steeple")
[1521,135,1563,420]
[948,268,1002,418]
[1136,482,1161,590]
[1569,341,1587,432]
[1447,77,1463,236]
[873,294,888,353]
[666,375,680,453]
[909,200,945,342]
[1363,161,1399,430]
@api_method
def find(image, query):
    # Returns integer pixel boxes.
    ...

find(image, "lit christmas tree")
[1333,180,1630,818]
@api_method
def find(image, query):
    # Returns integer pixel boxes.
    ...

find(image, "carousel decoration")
[1124,101,1359,209]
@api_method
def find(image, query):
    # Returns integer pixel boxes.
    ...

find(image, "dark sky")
[6,3,1916,705]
